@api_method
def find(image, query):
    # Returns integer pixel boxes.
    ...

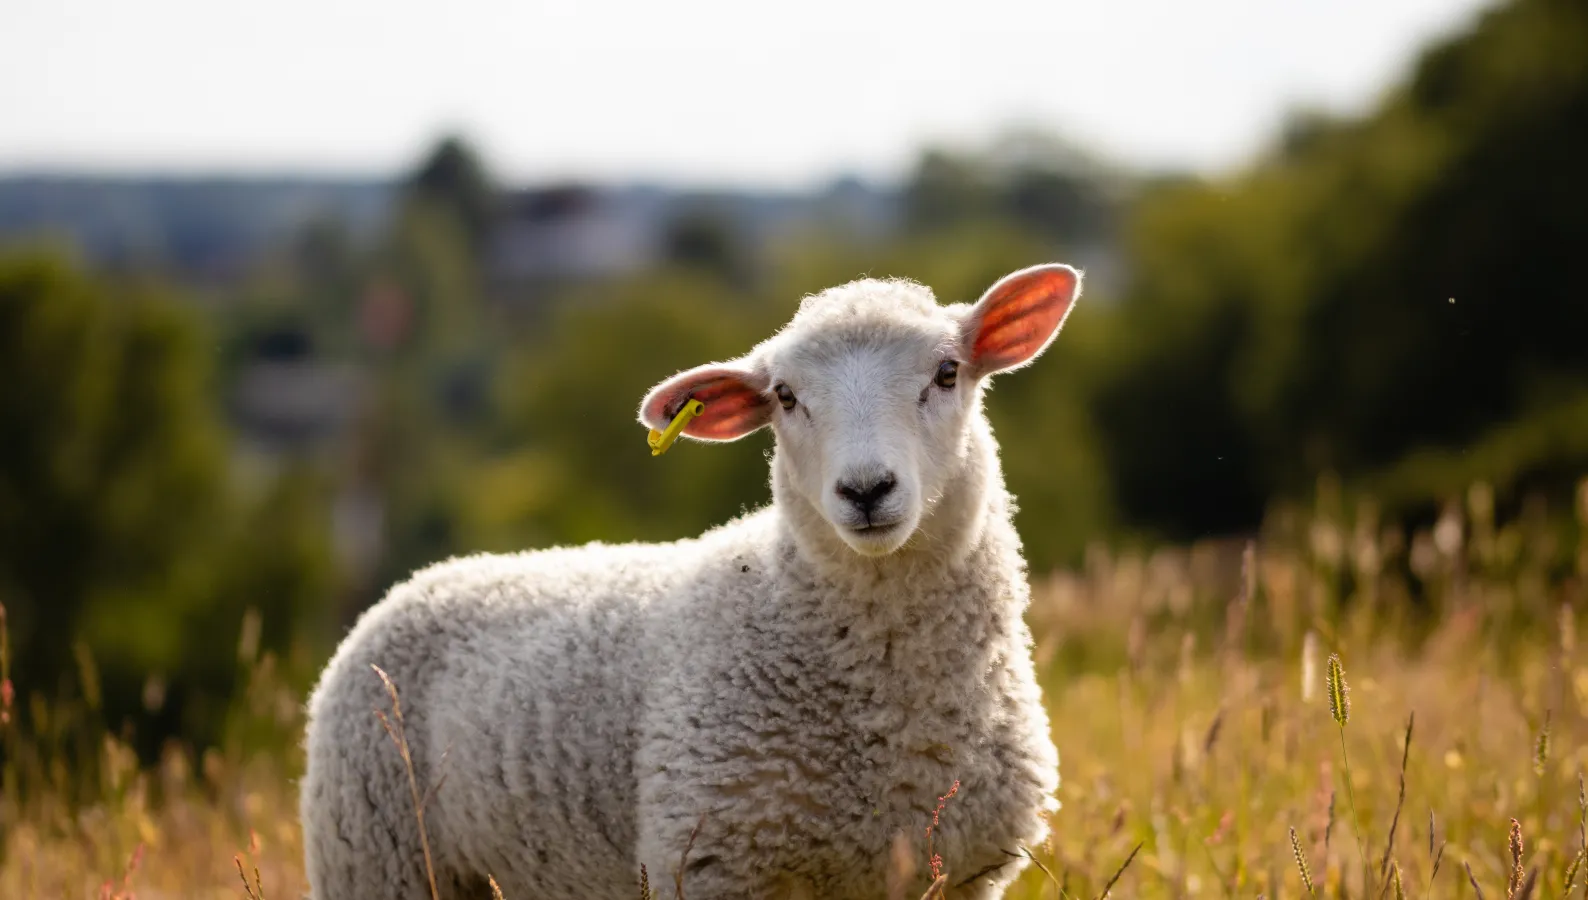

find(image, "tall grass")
[1,476,1585,898]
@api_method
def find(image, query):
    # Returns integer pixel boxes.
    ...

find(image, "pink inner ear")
[643,367,770,441]
[970,266,1079,372]
[679,375,769,440]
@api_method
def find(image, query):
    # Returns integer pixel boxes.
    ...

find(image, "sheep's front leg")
[302,672,461,900]
[302,754,446,900]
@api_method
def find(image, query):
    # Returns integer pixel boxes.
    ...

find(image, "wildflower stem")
[1379,712,1413,879]
[371,665,442,900]
[1094,842,1142,900]
[1338,725,1370,883]
[1466,860,1487,900]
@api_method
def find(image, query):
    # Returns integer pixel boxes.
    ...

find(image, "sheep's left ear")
[960,264,1082,375]
[639,360,772,442]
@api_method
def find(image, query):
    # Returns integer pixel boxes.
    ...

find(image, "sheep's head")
[640,264,1081,558]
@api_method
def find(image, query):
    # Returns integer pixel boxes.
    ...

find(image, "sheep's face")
[639,264,1081,558]
[761,312,960,556]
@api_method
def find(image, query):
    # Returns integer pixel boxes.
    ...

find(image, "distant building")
[231,359,365,450]
[484,180,902,298]
[487,185,665,285]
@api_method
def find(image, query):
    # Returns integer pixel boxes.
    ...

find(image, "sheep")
[300,263,1082,900]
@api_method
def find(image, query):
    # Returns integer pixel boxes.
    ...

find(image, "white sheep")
[300,263,1082,899]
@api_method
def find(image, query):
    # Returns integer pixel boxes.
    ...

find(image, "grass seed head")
[1564,848,1584,898]
[1516,868,1538,900]
[925,780,960,882]
[1326,653,1350,726]
[1290,827,1315,894]
[1508,818,1524,899]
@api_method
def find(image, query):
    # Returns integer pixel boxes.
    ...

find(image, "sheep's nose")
[835,473,897,515]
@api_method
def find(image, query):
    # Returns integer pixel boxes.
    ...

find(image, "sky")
[1,0,1492,188]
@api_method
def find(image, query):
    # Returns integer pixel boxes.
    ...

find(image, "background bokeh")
[1,0,1585,758]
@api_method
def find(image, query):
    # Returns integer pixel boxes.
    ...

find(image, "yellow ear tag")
[648,399,705,456]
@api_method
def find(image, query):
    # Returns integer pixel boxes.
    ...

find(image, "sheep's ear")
[961,264,1082,375]
[639,361,772,442]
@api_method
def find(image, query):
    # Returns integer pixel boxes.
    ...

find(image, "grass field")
[3,480,1586,899]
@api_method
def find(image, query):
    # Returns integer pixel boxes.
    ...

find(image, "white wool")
[301,265,1080,899]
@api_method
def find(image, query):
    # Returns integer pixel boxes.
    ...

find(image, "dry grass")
[2,478,1586,898]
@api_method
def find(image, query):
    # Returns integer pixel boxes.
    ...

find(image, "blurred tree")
[1005,167,1113,244]
[905,150,997,231]
[379,198,480,354]
[472,269,781,553]
[323,181,507,614]
[1275,106,1343,161]
[662,205,749,284]
[407,135,498,257]
[904,132,1123,247]
[0,249,336,750]
[1097,0,1588,537]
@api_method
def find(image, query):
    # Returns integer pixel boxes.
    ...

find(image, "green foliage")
[904,130,1124,244]
[0,248,335,751]
[1095,0,1588,537]
[407,135,498,255]
[0,250,223,691]
[474,269,781,551]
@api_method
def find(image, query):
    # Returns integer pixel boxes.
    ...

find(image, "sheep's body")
[302,268,1077,899]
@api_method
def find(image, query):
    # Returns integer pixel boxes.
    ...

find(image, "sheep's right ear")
[639,362,772,442]
[961,263,1082,376]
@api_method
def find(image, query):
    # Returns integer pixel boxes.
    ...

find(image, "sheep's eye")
[934,360,959,389]
[775,383,797,411]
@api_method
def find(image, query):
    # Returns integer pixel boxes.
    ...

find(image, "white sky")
[1,0,1491,188]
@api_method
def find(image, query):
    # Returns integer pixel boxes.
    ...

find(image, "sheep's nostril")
[867,476,897,504]
[835,473,897,514]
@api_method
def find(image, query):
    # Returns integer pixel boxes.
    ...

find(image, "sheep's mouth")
[849,521,901,536]
[840,519,912,557]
